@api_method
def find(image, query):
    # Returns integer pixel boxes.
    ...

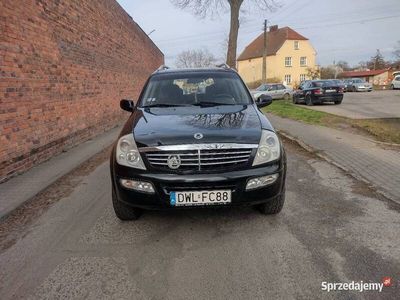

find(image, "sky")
[117,0,400,67]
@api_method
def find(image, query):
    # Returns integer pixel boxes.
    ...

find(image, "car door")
[295,82,307,102]
[395,76,400,89]
[274,84,284,99]
[268,85,278,99]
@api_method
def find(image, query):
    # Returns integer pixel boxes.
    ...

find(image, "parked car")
[251,83,293,100]
[390,75,400,90]
[345,78,373,92]
[293,80,344,106]
[110,65,287,220]
[329,79,346,92]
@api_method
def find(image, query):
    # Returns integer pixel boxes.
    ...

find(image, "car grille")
[143,146,256,173]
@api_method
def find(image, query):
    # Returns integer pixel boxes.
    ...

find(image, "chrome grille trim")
[139,143,258,152]
[142,143,256,171]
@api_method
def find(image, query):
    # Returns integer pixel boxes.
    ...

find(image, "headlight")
[116,133,146,170]
[253,130,280,166]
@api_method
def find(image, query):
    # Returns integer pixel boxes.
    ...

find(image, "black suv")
[110,66,287,220]
[293,80,344,105]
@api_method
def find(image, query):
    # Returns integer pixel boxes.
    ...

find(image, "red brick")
[0,0,164,182]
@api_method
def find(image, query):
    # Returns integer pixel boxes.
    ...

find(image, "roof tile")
[237,26,308,61]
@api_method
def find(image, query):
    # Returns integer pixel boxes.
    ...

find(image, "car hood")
[130,105,266,147]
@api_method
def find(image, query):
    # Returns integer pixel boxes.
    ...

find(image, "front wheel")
[292,96,298,104]
[112,188,142,221]
[305,95,313,106]
[391,84,395,90]
[283,93,290,100]
[257,190,285,215]
[334,100,342,105]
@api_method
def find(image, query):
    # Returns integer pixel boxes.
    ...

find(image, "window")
[278,84,286,90]
[300,57,307,66]
[285,57,292,67]
[300,74,306,82]
[284,74,291,84]
[294,41,299,50]
[140,72,252,107]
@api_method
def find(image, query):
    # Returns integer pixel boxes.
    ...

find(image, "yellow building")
[237,25,317,87]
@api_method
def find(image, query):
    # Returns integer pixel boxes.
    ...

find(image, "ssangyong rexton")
[110,65,287,220]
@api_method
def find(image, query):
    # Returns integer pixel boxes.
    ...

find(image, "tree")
[367,49,386,70]
[171,0,279,68]
[320,66,336,79]
[336,60,350,71]
[306,67,320,80]
[393,41,400,60]
[175,49,217,68]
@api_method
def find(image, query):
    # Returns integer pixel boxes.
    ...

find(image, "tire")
[112,187,142,220]
[283,93,290,100]
[257,189,285,215]
[305,95,313,106]
[292,96,298,104]
[391,84,395,90]
[334,100,342,105]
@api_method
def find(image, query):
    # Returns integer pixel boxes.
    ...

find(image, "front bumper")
[315,94,343,102]
[355,86,372,92]
[111,153,286,210]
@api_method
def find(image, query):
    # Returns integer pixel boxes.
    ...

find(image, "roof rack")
[216,63,231,69]
[156,65,170,71]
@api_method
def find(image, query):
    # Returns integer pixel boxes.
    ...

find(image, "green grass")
[262,100,400,144]
[261,100,327,124]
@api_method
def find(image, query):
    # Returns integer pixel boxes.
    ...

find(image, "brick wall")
[0,0,164,182]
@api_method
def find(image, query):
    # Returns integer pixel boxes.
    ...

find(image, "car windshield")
[256,84,268,91]
[140,72,252,107]
[353,79,364,83]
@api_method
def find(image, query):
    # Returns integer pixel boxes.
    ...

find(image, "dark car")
[293,80,344,106]
[329,79,346,92]
[110,65,287,220]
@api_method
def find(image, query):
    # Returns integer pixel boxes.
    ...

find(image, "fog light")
[120,179,155,193]
[246,174,279,191]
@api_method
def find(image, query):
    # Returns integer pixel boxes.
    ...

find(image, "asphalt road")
[302,90,400,119]
[0,140,399,299]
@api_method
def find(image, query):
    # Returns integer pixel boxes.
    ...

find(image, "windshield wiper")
[192,101,231,107]
[142,103,186,108]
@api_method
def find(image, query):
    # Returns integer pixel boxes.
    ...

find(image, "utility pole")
[262,19,267,84]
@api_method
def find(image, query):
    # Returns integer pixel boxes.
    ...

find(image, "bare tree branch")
[175,49,217,68]
[171,0,281,68]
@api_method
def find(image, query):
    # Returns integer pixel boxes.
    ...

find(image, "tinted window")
[312,80,331,87]
[256,84,267,91]
[278,84,286,90]
[140,72,252,107]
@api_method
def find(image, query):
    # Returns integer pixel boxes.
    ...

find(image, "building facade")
[237,26,317,87]
[341,69,399,87]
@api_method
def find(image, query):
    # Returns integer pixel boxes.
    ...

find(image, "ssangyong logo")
[194,133,203,140]
[167,155,181,169]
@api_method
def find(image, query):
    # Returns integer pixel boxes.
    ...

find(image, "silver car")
[345,78,373,92]
[251,83,293,100]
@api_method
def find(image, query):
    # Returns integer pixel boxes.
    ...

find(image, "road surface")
[0,140,399,299]
[303,90,400,119]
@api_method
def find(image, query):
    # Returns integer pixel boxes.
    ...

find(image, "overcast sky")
[117,0,400,67]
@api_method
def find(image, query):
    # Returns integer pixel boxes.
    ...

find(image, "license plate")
[325,89,336,93]
[170,190,231,206]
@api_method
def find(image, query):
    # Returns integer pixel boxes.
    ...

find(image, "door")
[276,84,286,99]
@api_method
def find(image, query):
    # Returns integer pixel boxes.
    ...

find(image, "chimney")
[269,25,278,32]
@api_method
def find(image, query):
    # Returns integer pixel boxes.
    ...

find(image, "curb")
[277,130,399,205]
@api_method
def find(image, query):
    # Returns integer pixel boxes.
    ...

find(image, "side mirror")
[256,95,272,108]
[120,99,135,112]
